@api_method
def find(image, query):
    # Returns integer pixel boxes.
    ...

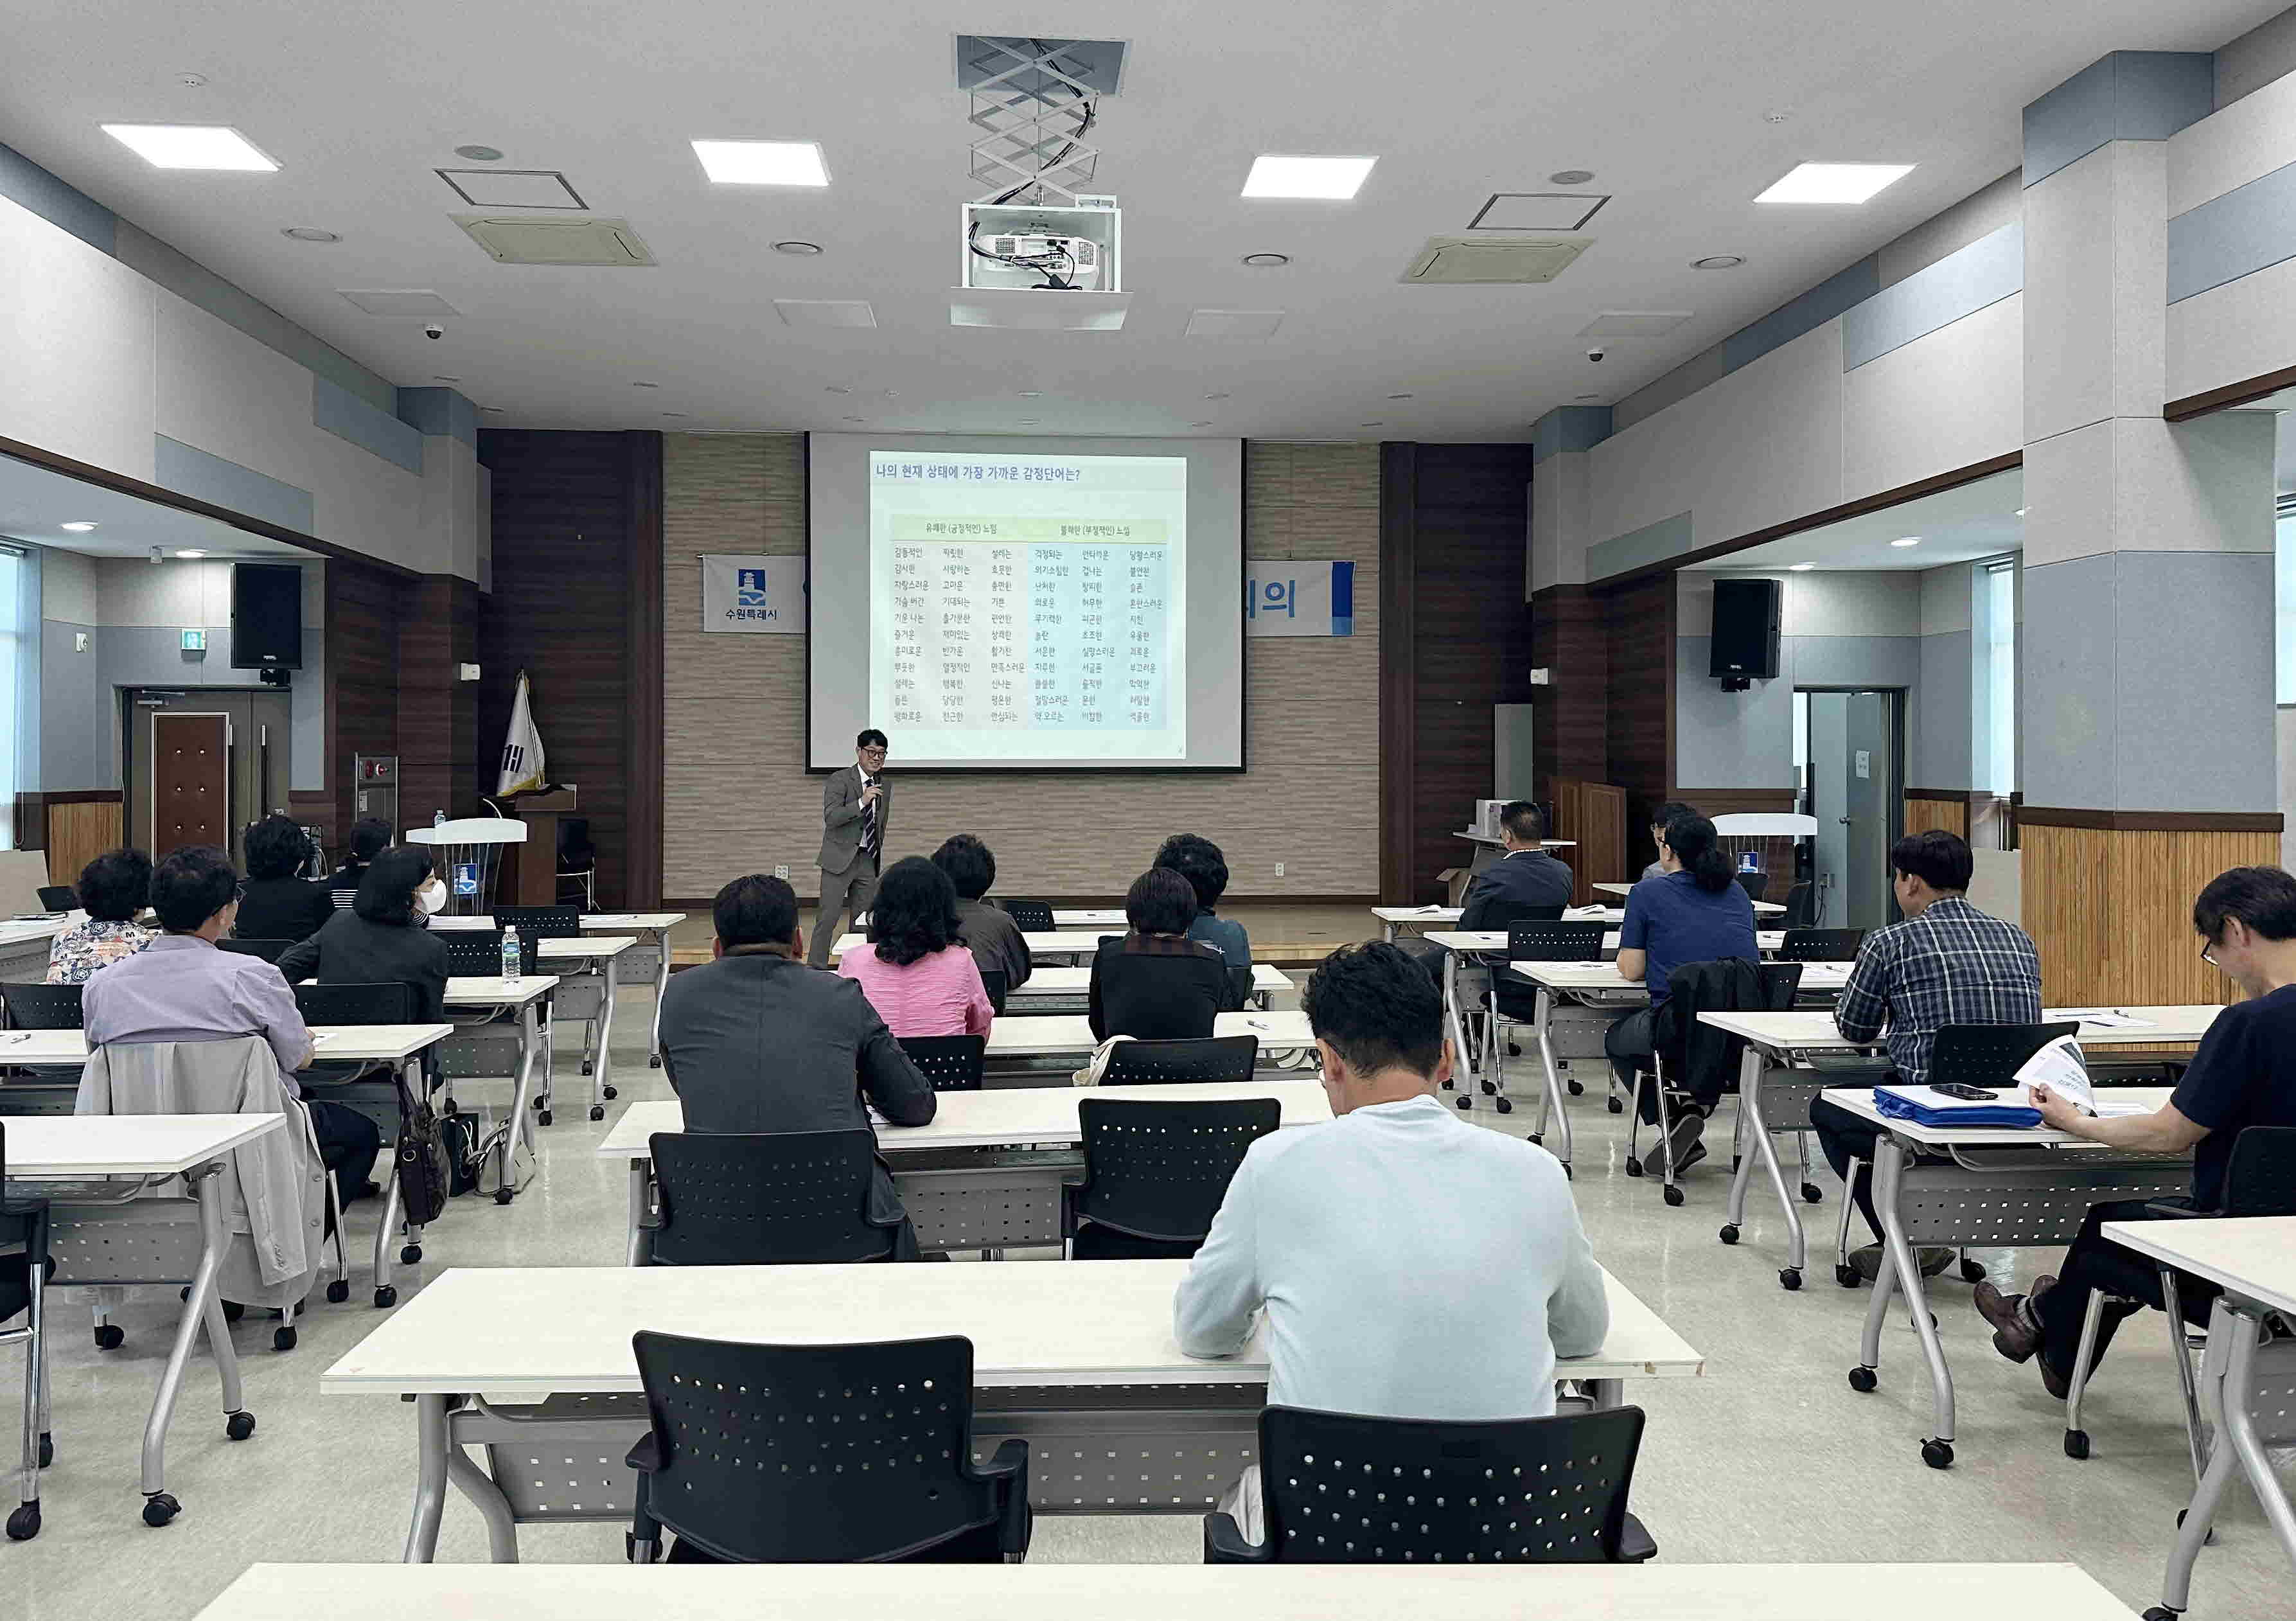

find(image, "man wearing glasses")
[808,729,893,968]
[1973,864,2296,1396]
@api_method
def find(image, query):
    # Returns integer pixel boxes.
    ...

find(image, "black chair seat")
[1066,1096,1277,1259]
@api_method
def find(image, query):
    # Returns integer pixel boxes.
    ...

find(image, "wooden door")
[152,713,229,856]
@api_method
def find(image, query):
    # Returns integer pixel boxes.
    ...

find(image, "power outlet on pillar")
[1275,862,1285,878]
[774,864,789,880]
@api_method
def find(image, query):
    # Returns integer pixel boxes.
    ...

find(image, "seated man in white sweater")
[1173,939,1609,1537]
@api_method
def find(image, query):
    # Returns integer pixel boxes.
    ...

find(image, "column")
[2018,52,2280,1003]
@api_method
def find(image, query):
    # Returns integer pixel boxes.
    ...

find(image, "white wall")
[2168,67,2296,402]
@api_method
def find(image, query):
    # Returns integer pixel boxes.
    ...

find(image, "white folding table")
[319,1258,1702,1562]
[0,914,73,984]
[577,913,685,1068]
[5,1113,283,1527]
[533,935,638,1120]
[836,930,1119,964]
[598,1079,1335,1262]
[196,1560,2146,1621]
[1049,907,1126,928]
[438,975,560,1191]
[983,1009,1314,1061]
[2100,1215,2296,1604]
[1005,962,1291,1010]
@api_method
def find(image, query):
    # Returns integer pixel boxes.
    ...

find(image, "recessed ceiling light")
[1755,163,1914,204]
[2015,507,2028,517]
[1549,168,1596,185]
[454,144,504,162]
[1788,562,1815,572]
[280,226,339,243]
[1241,154,1376,200]
[1203,392,1231,401]
[632,381,660,389]
[1019,391,1042,398]
[1890,536,1921,548]
[1018,419,1041,425]
[175,549,208,558]
[1691,254,1745,270]
[103,123,278,171]
[773,240,824,256]
[1188,420,1214,427]
[1241,251,1290,267]
[60,522,97,533]
[692,139,829,186]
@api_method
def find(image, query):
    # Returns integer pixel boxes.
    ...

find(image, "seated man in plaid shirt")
[1809,830,2042,1280]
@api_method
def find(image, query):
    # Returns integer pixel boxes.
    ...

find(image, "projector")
[979,233,1100,283]
[961,201,1122,294]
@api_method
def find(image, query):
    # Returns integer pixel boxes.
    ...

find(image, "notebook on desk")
[1873,1085,2042,1129]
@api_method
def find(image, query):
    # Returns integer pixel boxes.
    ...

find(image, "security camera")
[1587,346,1605,363]
[423,323,444,341]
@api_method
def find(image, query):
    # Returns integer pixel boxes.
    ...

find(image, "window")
[1984,560,2015,795]
[0,545,26,848]
[2276,499,2296,706]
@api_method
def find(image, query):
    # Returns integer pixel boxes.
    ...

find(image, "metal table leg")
[1584,1377,1624,1411]
[403,1393,450,1562]
[1850,1135,1957,1467]
[445,1444,522,1562]
[647,928,669,1068]
[1722,1049,1806,1284]
[139,1162,247,1521]
[371,1158,406,1307]
[1532,988,1572,1170]
[497,1001,540,1196]
[590,956,621,1118]
[1442,950,1475,1104]
[626,1159,651,1267]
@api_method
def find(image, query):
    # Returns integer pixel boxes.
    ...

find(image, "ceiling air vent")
[451,214,656,267]
[1400,235,1589,285]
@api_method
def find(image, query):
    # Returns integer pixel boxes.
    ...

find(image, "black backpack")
[394,1099,456,1225]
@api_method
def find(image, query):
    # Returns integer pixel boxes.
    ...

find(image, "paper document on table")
[310,1032,334,1047]
[2056,1008,2157,1029]
[2012,1034,2095,1114]
[867,1104,888,1127]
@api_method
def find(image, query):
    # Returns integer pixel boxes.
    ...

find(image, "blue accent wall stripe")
[1586,511,1693,583]
[313,376,424,472]
[394,385,479,447]
[152,436,317,535]
[2168,157,2296,304]
[1843,222,2024,369]
[1530,405,1614,465]
[1721,259,1878,376]
[0,141,115,254]
[2024,51,2214,188]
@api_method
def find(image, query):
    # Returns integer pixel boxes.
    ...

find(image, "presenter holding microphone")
[809,729,892,968]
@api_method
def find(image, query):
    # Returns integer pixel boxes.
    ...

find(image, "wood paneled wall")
[1903,790,1970,839]
[660,436,1381,903]
[477,430,662,909]
[398,576,479,834]
[2021,821,2274,1004]
[40,793,123,887]
[1530,585,1605,792]
[319,557,404,847]
[1603,576,1676,874]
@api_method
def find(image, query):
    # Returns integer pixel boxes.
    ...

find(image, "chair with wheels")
[0,1123,53,1541]
[217,939,295,964]
[1064,1096,1277,1261]
[1629,961,1803,1208]
[979,968,1007,1017]
[1002,899,1054,932]
[1779,882,1816,929]
[1777,928,1864,963]
[34,888,75,914]
[626,1329,1029,1563]
[0,986,83,1031]
[1204,1403,1656,1564]
[644,1130,907,1266]
[899,1034,985,1093]
[292,982,418,1309]
[2062,1125,2296,1469]
[497,907,600,1104]
[439,928,510,979]
[1476,919,1606,1119]
[1100,1035,1260,1086]
[1733,871,1770,903]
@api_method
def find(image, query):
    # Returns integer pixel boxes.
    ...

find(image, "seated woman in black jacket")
[233,815,336,942]
[278,847,450,1025]
[1087,867,1232,1041]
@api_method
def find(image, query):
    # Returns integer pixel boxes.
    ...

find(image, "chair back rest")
[1224,964,1255,1012]
[36,887,76,912]
[1074,1096,1278,1246]
[1733,871,1769,903]
[1480,902,1567,934]
[1506,921,1608,962]
[2223,1126,2296,1218]
[440,928,509,979]
[1386,935,1448,984]
[647,1129,896,1265]
[1100,1034,1259,1085]
[1778,928,1864,963]
[1003,899,1055,932]
[978,967,1007,1016]
[1928,1022,2081,1089]
[898,1034,985,1092]
[1781,881,1815,929]
[292,982,414,1027]
[631,1330,995,1561]
[1,982,84,1030]
[1253,1404,1646,1563]
[1652,959,1768,1094]
[495,905,582,940]
[218,938,294,964]
[557,817,594,863]
[1758,962,1805,1011]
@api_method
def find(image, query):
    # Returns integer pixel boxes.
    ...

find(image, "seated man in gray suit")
[662,872,935,1237]
[1457,801,1575,928]
[808,729,891,968]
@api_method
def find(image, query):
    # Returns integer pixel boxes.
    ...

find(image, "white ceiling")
[1701,468,2024,571]
[0,454,314,560]
[0,1,2279,440]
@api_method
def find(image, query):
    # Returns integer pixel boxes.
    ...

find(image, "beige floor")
[8,982,2293,1618]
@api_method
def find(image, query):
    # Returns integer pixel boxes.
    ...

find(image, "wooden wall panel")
[477,430,658,910]
[321,557,402,849]
[1903,793,1969,838]
[1603,575,1676,874]
[1530,585,1605,796]
[2022,823,2274,1004]
[1552,778,1628,902]
[41,795,123,887]
[398,575,479,833]
[661,437,1381,903]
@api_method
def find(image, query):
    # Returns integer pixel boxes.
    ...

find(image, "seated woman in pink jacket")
[836,856,994,1038]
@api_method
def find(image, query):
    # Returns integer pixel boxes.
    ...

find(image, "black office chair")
[292,983,415,1027]
[979,968,1007,1016]
[644,1130,906,1266]
[626,1330,1029,1563]
[1778,928,1865,963]
[0,1122,54,1541]
[1205,1404,1655,1565]
[1224,964,1255,1013]
[0,985,82,1031]
[1100,1035,1259,1086]
[1476,921,1610,1114]
[1630,961,1804,1207]
[494,905,583,961]
[33,888,75,914]
[1733,871,1769,903]
[1064,1096,1278,1261]
[1003,899,1055,932]
[218,938,294,964]
[1780,881,1817,929]
[555,817,597,909]
[899,1034,985,1093]
[439,928,511,979]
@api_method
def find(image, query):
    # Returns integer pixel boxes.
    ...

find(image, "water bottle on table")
[502,931,522,984]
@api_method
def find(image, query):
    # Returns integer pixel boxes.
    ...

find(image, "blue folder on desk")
[1873,1085,2041,1129]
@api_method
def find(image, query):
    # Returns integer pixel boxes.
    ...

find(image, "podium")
[406,819,526,915]
[502,789,578,907]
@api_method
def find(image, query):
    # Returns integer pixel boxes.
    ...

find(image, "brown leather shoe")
[1974,1279,2041,1363]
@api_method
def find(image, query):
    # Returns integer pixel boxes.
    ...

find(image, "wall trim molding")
[1904,785,1975,802]
[33,788,123,806]
[2165,361,2296,421]
[2016,806,2285,831]
[1667,786,1796,812]
[1591,450,2024,587]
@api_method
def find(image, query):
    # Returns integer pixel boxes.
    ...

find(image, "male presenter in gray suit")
[809,728,892,967]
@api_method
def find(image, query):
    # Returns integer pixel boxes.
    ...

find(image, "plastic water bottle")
[433,808,446,830]
[502,931,522,984]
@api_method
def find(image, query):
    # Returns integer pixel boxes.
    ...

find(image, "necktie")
[861,777,878,855]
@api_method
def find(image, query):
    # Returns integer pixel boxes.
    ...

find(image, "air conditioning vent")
[451,214,657,267]
[1579,310,1695,339]
[1399,235,1589,285]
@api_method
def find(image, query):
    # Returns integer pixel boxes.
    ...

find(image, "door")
[151,713,229,855]
[127,689,296,863]
[1808,694,1849,926]
[1841,691,1899,930]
